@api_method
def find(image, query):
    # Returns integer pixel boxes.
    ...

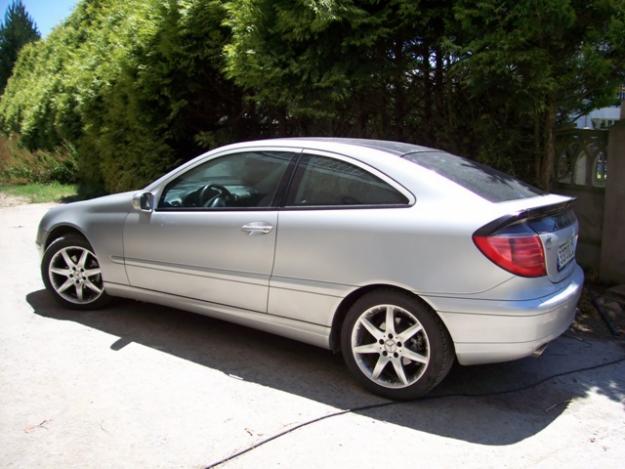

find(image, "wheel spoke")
[84,278,101,294]
[391,358,408,385]
[77,249,89,268]
[353,343,380,354]
[83,268,101,278]
[75,283,84,300]
[57,278,74,292]
[50,267,71,277]
[397,322,423,342]
[371,355,390,380]
[401,348,428,364]
[360,317,384,340]
[385,306,396,335]
[61,250,75,268]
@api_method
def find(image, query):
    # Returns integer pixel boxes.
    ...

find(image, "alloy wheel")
[351,304,430,389]
[48,246,104,304]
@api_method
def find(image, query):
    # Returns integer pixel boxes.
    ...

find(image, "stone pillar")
[600,120,625,283]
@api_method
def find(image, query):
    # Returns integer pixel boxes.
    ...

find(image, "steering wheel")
[199,184,233,207]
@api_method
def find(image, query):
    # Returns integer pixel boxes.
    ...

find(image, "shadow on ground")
[27,289,625,446]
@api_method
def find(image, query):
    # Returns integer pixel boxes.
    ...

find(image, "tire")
[340,289,454,400]
[41,234,111,310]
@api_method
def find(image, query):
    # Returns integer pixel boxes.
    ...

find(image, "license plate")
[557,237,575,271]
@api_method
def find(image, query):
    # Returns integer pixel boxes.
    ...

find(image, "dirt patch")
[572,285,624,339]
[0,192,29,208]
[572,286,611,338]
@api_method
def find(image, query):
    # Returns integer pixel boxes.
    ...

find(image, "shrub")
[0,133,78,184]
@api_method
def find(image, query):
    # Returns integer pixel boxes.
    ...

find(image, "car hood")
[47,191,135,216]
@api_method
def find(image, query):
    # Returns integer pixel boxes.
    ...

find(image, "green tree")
[1,0,623,193]
[224,0,521,167]
[225,0,625,188]
[224,0,433,138]
[0,0,40,93]
[452,0,625,189]
[0,0,247,193]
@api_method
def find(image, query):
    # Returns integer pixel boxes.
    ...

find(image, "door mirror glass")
[132,192,155,212]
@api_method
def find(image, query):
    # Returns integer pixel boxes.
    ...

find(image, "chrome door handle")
[241,222,273,235]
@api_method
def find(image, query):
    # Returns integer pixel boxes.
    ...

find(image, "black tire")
[41,234,111,310]
[340,289,454,400]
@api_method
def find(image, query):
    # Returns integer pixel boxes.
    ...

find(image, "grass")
[0,182,79,203]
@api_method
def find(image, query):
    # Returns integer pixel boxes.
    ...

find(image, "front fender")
[37,192,135,286]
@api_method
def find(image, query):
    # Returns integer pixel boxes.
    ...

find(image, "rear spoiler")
[474,200,575,236]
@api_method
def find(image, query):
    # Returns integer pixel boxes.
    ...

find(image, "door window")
[159,151,294,209]
[287,155,408,206]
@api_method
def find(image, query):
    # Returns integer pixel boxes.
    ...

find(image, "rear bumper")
[425,265,584,365]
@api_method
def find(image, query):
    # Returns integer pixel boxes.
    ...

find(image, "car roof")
[276,137,434,156]
[226,137,434,159]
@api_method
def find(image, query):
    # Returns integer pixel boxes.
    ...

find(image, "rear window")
[288,155,408,206]
[403,151,544,202]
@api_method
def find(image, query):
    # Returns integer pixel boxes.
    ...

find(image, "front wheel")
[341,290,454,400]
[41,234,111,310]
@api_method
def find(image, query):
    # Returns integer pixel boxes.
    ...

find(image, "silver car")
[37,138,583,399]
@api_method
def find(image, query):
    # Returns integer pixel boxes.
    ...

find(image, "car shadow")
[26,289,625,446]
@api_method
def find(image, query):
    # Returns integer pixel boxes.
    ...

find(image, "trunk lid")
[527,203,578,283]
[481,195,579,283]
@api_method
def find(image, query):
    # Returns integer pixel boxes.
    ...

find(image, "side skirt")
[104,282,331,350]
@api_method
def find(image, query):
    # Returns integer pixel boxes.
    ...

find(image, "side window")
[288,155,408,206]
[159,151,294,209]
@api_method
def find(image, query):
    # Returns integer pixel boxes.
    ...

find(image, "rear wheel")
[41,234,111,310]
[341,290,454,400]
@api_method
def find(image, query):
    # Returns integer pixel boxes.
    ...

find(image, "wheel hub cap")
[384,339,397,353]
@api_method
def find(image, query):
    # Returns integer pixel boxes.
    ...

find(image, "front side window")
[159,151,294,209]
[287,155,409,206]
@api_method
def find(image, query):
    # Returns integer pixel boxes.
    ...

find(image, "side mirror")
[132,191,155,212]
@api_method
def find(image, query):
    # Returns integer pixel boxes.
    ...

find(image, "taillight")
[473,222,546,277]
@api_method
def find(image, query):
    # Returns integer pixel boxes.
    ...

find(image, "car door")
[123,149,298,312]
[268,151,414,326]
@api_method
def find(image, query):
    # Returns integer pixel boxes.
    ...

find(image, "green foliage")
[0,0,623,192]
[0,0,40,93]
[0,133,78,184]
[452,0,625,185]
[0,0,246,193]
[225,0,625,184]
[224,0,430,132]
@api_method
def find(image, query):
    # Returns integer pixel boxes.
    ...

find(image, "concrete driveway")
[1,202,624,468]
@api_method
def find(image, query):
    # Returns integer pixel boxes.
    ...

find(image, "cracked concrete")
[1,202,624,468]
